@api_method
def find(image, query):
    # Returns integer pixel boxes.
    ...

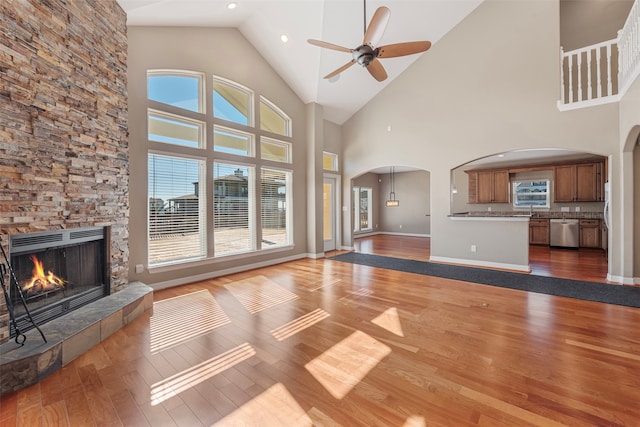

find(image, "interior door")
[323,176,336,252]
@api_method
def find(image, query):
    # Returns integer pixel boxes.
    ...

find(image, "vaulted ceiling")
[116,0,482,124]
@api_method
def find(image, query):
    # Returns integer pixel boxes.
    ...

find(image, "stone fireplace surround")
[0,0,139,394]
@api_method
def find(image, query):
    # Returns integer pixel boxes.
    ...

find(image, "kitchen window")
[512,180,550,209]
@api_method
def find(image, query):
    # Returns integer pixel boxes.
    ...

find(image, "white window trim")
[213,75,255,127]
[260,95,292,137]
[147,69,206,114]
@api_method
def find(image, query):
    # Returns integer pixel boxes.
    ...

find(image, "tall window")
[214,163,254,255]
[261,168,291,247]
[353,187,372,232]
[147,71,293,267]
[148,154,205,265]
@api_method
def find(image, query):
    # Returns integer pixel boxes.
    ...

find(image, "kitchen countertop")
[450,211,603,219]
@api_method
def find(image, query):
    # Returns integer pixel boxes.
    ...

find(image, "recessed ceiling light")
[497,154,505,157]
[227,2,237,9]
[280,34,289,43]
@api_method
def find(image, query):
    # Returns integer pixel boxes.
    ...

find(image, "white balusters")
[559,0,639,110]
[618,0,640,94]
[558,39,618,109]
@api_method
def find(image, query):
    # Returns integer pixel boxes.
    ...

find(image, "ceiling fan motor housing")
[353,44,379,66]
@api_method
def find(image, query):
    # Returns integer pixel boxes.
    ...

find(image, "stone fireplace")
[0,0,130,344]
[7,227,110,337]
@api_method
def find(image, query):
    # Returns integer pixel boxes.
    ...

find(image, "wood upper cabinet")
[468,170,509,203]
[554,162,604,202]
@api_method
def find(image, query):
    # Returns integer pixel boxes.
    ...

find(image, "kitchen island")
[432,214,531,272]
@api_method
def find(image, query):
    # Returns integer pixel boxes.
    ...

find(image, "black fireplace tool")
[0,237,47,345]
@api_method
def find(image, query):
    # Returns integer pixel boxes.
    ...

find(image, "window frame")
[213,124,255,157]
[259,95,292,137]
[213,76,254,127]
[145,70,294,269]
[352,186,373,232]
[147,152,207,267]
[323,151,339,171]
[148,108,206,149]
[147,69,205,114]
[512,179,551,209]
[260,136,292,163]
[260,167,293,249]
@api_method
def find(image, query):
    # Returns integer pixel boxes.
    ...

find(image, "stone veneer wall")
[0,0,128,343]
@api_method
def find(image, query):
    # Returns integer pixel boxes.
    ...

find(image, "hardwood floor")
[352,234,610,283]
[2,236,637,426]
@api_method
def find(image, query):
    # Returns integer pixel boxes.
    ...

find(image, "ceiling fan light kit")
[308,3,431,82]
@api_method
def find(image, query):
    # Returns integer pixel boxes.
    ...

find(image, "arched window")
[260,96,291,136]
[146,71,293,266]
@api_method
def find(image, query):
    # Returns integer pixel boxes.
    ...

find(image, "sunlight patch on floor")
[371,307,405,337]
[150,342,255,405]
[305,330,391,399]
[338,288,373,305]
[212,382,312,426]
[271,308,330,341]
[306,278,342,292]
[225,275,299,314]
[403,415,426,427]
[150,290,231,353]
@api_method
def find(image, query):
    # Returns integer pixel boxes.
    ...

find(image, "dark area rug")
[328,252,640,308]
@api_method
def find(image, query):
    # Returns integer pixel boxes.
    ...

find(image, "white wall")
[341,0,626,275]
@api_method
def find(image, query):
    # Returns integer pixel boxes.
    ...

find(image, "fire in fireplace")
[8,227,110,337]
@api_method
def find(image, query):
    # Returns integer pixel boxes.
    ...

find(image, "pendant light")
[386,166,399,207]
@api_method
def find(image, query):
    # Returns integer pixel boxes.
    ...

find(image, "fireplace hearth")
[8,227,110,337]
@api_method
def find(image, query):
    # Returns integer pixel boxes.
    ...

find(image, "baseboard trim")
[151,253,309,290]
[354,231,430,239]
[429,256,530,273]
[606,274,637,285]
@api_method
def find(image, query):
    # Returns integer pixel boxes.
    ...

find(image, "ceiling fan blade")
[363,6,390,47]
[378,41,432,58]
[307,39,352,53]
[324,60,356,79]
[367,58,387,82]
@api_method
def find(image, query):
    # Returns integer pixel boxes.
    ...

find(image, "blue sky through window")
[149,155,200,204]
[148,75,200,112]
[214,90,248,125]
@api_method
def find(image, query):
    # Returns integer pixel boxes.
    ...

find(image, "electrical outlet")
[399,224,403,229]
[561,207,570,212]
[471,244,477,252]
[135,264,144,274]
[487,206,492,212]
[575,206,580,212]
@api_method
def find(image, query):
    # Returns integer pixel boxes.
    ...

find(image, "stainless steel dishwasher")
[550,218,579,248]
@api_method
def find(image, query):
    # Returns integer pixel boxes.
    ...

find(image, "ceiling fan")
[307,2,432,82]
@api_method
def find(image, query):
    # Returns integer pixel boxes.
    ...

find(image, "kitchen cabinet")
[529,218,550,245]
[554,162,604,202]
[579,219,600,248]
[467,170,509,203]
